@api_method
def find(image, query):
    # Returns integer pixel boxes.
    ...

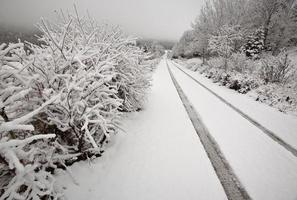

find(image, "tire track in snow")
[166,60,251,200]
[170,60,297,158]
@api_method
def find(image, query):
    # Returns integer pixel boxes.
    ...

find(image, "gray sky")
[0,0,203,41]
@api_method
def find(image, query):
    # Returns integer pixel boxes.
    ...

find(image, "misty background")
[0,0,203,41]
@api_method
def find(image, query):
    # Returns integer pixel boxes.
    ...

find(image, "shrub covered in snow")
[207,57,225,69]
[226,72,262,94]
[251,83,297,115]
[183,58,203,71]
[228,53,250,73]
[176,50,297,114]
[259,52,296,84]
[204,68,261,94]
[179,57,262,94]
[0,134,64,199]
[0,9,153,199]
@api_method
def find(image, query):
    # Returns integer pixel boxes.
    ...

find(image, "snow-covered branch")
[0,8,153,199]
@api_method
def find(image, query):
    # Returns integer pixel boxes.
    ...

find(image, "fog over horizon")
[0,0,203,41]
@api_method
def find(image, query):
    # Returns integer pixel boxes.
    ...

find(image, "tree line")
[172,0,297,60]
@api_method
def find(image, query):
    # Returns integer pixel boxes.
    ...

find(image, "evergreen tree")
[242,28,265,58]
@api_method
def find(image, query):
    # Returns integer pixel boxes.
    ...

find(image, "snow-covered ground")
[186,58,203,65]
[57,59,227,200]
[172,60,297,150]
[168,60,297,200]
[57,58,297,200]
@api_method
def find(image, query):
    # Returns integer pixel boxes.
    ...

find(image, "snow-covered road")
[58,58,297,200]
[168,60,297,200]
[58,59,227,200]
[172,60,297,154]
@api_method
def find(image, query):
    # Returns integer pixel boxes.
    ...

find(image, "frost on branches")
[208,25,244,70]
[0,9,153,199]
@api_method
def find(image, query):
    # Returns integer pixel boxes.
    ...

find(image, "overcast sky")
[0,0,203,41]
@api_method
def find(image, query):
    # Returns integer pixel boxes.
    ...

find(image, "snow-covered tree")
[242,27,265,58]
[151,41,165,58]
[171,30,200,58]
[246,0,280,47]
[193,0,249,37]
[194,32,209,64]
[137,40,165,58]
[267,0,297,54]
[208,25,244,70]
[245,0,297,52]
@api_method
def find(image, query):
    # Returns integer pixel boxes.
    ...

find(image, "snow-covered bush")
[203,67,262,94]
[207,57,225,69]
[188,63,202,72]
[180,55,262,94]
[203,67,227,83]
[0,9,152,199]
[0,134,65,199]
[226,72,262,94]
[184,58,203,71]
[208,53,253,74]
[251,83,297,115]
[137,40,165,59]
[260,53,295,84]
[227,53,249,73]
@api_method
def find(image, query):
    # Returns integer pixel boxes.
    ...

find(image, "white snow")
[186,58,203,65]
[168,60,297,200]
[172,60,297,150]
[57,59,227,200]
[56,58,297,200]
[0,94,60,132]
